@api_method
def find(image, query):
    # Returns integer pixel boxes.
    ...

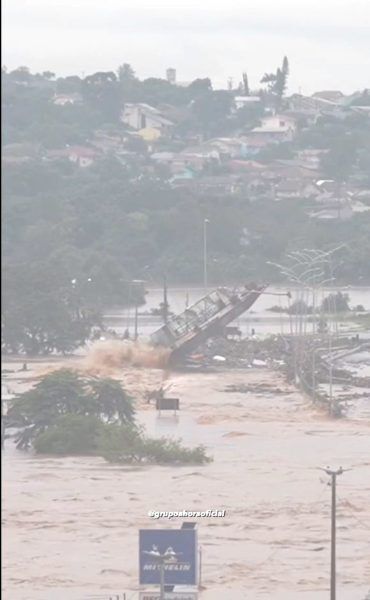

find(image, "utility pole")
[159,558,165,600]
[163,274,169,325]
[1,397,4,450]
[134,303,138,341]
[142,549,181,600]
[199,545,203,588]
[323,466,344,600]
[129,279,145,341]
[203,219,209,289]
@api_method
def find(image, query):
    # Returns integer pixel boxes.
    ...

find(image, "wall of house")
[260,116,296,131]
[122,106,166,131]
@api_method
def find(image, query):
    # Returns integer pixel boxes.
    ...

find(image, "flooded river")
[2,358,370,600]
[104,285,370,339]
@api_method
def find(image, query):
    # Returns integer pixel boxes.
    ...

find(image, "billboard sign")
[156,398,180,411]
[139,529,197,586]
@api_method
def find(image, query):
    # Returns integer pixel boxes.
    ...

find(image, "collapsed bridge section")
[150,282,267,364]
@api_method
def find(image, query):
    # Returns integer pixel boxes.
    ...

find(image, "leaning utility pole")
[322,466,344,600]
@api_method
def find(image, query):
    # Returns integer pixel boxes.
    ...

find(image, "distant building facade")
[166,68,177,84]
[121,103,174,136]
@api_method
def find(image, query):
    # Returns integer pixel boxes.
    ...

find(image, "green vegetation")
[2,64,370,355]
[268,292,352,315]
[260,56,289,107]
[7,369,135,449]
[321,292,350,313]
[351,313,370,329]
[34,414,106,455]
[7,369,211,465]
[100,425,211,465]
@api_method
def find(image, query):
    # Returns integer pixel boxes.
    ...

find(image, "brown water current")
[2,359,370,600]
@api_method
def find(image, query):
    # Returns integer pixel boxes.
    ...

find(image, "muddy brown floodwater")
[2,359,370,600]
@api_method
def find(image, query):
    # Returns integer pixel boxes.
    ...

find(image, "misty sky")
[2,0,370,94]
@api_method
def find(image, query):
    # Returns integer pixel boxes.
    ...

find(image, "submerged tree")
[6,369,211,465]
[321,292,351,313]
[7,369,135,449]
[2,262,100,355]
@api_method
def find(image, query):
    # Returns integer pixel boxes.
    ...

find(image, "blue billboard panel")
[139,529,197,586]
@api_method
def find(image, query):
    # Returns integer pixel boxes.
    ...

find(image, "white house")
[234,96,261,110]
[121,103,174,134]
[250,115,297,139]
[53,93,83,106]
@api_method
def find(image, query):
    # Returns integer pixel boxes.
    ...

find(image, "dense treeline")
[2,65,258,145]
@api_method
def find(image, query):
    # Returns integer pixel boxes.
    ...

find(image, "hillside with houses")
[3,63,370,212]
[2,60,370,352]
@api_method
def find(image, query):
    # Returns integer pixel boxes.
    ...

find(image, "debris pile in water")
[191,335,289,369]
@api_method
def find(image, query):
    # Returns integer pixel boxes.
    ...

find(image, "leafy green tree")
[56,75,83,94]
[8,370,210,464]
[8,66,32,83]
[188,78,212,96]
[89,378,135,424]
[192,90,233,137]
[261,56,289,105]
[2,262,99,355]
[260,72,277,92]
[321,292,350,313]
[118,63,136,82]
[42,71,56,80]
[278,56,289,97]
[100,425,211,465]
[34,414,105,455]
[82,71,121,122]
[287,300,312,315]
[7,369,135,449]
[8,369,89,448]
